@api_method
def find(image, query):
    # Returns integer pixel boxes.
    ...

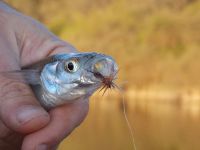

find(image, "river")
[58,92,200,150]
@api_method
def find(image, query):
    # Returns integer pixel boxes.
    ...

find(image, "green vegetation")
[6,0,200,89]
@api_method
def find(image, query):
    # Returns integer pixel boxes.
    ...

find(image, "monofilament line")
[119,90,137,150]
[112,82,137,150]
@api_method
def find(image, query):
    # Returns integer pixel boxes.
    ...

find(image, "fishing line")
[122,94,137,150]
[96,63,137,150]
[114,84,137,150]
[99,81,137,149]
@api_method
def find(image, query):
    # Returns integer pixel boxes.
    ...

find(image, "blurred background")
[5,0,200,149]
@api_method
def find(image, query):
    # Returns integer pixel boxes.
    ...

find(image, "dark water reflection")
[58,95,200,150]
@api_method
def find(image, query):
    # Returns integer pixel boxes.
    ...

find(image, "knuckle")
[0,80,32,102]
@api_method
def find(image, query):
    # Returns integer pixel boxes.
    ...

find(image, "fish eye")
[64,59,79,73]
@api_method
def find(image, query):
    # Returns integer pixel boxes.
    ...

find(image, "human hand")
[0,2,89,150]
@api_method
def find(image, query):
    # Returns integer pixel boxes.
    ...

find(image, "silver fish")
[4,52,118,109]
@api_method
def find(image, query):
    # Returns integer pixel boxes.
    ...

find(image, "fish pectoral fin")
[0,69,41,85]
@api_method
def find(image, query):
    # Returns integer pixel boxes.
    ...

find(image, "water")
[58,94,200,150]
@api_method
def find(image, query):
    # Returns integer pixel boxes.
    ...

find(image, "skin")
[0,1,89,150]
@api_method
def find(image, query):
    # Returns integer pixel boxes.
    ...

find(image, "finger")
[22,99,89,150]
[21,36,77,66]
[0,119,23,150]
[0,78,50,134]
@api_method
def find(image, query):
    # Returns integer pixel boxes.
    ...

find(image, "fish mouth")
[78,68,117,96]
[83,55,118,94]
[76,82,97,88]
[72,71,117,94]
[91,71,117,94]
[72,53,119,95]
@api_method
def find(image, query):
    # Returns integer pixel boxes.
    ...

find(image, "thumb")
[0,77,50,134]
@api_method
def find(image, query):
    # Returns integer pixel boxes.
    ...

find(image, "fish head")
[40,52,118,101]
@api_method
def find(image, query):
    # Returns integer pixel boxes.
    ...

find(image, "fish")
[2,52,138,150]
[3,52,118,109]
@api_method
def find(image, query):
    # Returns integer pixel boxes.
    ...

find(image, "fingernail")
[16,105,48,124]
[36,144,48,150]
